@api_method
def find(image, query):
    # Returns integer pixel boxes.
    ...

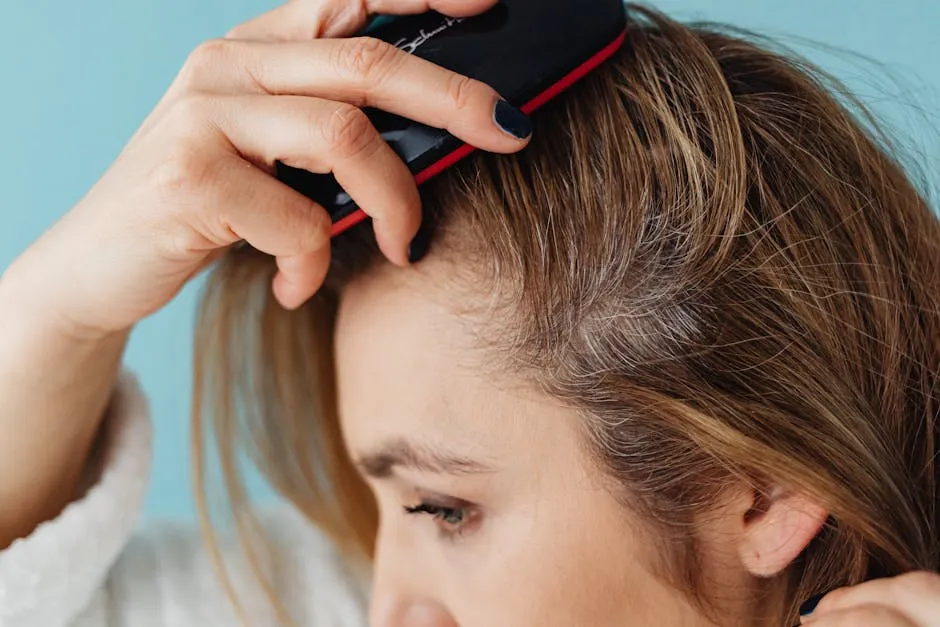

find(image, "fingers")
[220,171,332,308]
[365,0,499,18]
[802,605,918,627]
[173,154,333,307]
[803,572,940,627]
[179,0,531,279]
[264,37,532,152]
[210,93,421,265]
[273,245,332,309]
[181,37,532,154]
[226,0,499,41]
[226,1,338,41]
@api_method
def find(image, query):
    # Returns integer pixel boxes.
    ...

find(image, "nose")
[370,595,458,627]
[369,521,458,627]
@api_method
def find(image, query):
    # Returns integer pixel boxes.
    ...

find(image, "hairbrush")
[276,0,628,237]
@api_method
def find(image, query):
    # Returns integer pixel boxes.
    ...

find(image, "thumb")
[366,0,500,18]
[226,0,500,42]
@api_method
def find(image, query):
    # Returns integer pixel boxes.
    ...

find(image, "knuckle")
[224,23,248,39]
[851,607,905,627]
[445,73,482,112]
[151,139,221,202]
[150,148,203,195]
[302,206,333,248]
[180,38,234,87]
[189,38,233,68]
[154,164,239,259]
[321,104,378,160]
[333,37,398,83]
[156,220,213,262]
[167,94,215,134]
[816,587,846,612]
[278,205,331,255]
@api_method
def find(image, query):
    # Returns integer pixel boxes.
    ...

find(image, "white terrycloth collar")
[0,371,152,627]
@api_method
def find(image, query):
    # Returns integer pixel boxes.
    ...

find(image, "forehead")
[335,264,477,380]
[332,265,578,465]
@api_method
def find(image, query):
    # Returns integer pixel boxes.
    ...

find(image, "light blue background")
[1,1,938,520]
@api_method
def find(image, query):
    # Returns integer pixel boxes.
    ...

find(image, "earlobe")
[738,489,828,578]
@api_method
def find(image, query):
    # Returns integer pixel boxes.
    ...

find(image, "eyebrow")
[355,438,495,479]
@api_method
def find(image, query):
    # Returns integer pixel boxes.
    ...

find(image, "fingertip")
[371,208,420,267]
[360,182,422,268]
[273,247,331,308]
[444,96,533,156]
[366,0,497,19]
[493,99,533,144]
[430,0,500,18]
[454,94,535,154]
[374,228,413,267]
[811,587,845,615]
[272,273,307,310]
[798,593,826,623]
[406,220,431,264]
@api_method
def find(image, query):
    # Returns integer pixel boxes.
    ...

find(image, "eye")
[404,501,475,538]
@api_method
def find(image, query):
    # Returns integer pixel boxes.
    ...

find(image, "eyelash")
[404,502,473,538]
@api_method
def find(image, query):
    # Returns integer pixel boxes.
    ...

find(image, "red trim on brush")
[330,29,628,237]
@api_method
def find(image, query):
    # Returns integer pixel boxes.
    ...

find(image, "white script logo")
[394,16,465,54]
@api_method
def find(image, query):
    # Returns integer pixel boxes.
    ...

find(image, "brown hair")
[192,5,940,626]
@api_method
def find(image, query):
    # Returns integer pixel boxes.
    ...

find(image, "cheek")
[440,497,665,627]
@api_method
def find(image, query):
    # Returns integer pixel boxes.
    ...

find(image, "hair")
[191,5,940,626]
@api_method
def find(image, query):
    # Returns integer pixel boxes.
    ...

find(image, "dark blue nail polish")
[494,100,533,139]
[799,593,825,617]
[408,224,431,264]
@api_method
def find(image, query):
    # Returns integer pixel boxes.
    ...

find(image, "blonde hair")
[192,6,940,626]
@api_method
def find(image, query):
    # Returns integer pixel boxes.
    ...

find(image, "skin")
[0,0,525,549]
[336,263,940,626]
[803,574,940,626]
[1,0,937,624]
[335,263,821,626]
[336,266,709,626]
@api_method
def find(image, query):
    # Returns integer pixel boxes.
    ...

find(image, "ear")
[737,486,828,578]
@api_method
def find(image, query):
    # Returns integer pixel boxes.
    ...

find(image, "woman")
[0,0,937,625]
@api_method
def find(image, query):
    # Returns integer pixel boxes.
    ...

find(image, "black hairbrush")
[276,0,628,237]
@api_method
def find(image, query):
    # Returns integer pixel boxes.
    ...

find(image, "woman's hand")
[3,0,530,341]
[801,571,940,626]
[0,0,529,549]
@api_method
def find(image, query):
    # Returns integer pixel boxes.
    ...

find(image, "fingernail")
[799,593,825,618]
[494,99,532,139]
[407,224,431,264]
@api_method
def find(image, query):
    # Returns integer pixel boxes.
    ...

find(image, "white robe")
[0,373,369,627]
